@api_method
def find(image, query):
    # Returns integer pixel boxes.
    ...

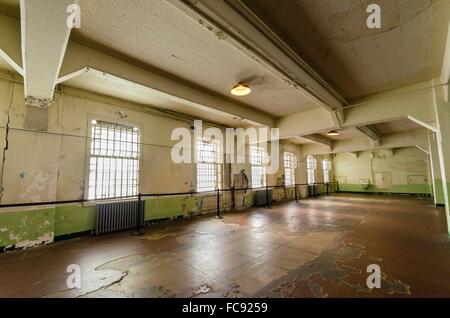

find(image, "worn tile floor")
[1,193,450,298]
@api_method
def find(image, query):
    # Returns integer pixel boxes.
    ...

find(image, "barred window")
[196,138,222,192]
[323,159,331,183]
[88,120,140,199]
[284,152,295,186]
[250,146,267,188]
[307,155,316,185]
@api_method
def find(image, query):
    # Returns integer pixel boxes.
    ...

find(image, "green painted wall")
[55,205,96,236]
[334,148,431,196]
[433,178,445,204]
[0,208,55,249]
[0,194,236,248]
[337,183,431,194]
[144,196,201,220]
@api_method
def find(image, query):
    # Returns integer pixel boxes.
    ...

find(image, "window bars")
[88,120,140,200]
[284,152,295,186]
[250,146,267,188]
[307,155,316,185]
[196,137,222,192]
[323,159,331,183]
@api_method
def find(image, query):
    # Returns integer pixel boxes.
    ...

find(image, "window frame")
[250,145,268,189]
[85,117,141,200]
[323,159,331,184]
[284,152,296,186]
[196,137,222,192]
[307,155,316,185]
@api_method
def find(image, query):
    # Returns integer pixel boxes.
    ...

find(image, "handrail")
[0,182,339,209]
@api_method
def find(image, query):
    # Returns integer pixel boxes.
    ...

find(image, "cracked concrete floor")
[1,194,450,298]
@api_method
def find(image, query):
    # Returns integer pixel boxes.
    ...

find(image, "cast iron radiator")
[95,200,145,235]
[253,189,273,206]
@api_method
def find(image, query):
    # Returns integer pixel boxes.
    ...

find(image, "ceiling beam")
[168,0,345,126]
[278,81,436,137]
[302,134,333,148]
[277,107,336,139]
[0,12,274,127]
[301,129,428,155]
[59,41,274,127]
[355,125,381,141]
[20,0,73,107]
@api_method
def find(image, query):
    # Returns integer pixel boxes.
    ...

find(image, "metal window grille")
[196,138,222,192]
[88,120,140,200]
[284,152,295,186]
[323,159,331,183]
[307,155,316,185]
[250,146,267,188]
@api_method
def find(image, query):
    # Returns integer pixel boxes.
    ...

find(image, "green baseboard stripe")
[433,178,445,205]
[337,183,431,195]
[0,193,250,249]
[0,208,55,250]
[0,183,433,250]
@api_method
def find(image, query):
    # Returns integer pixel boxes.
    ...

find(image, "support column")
[433,84,450,233]
[429,131,445,206]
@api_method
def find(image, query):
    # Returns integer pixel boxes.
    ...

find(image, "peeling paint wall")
[0,77,303,249]
[333,148,431,194]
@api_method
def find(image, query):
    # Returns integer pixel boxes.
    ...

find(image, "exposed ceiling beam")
[301,134,333,153]
[278,81,436,138]
[355,125,381,141]
[301,129,428,155]
[302,134,333,147]
[0,12,274,127]
[59,41,274,127]
[168,0,345,127]
[20,0,73,107]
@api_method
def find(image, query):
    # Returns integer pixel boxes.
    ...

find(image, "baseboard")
[336,191,431,197]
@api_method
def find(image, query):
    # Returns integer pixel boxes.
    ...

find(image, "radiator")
[95,200,145,235]
[254,189,272,206]
[307,185,319,197]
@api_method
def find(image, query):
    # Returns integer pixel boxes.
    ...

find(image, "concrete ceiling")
[371,118,424,135]
[243,0,450,100]
[0,0,444,148]
[60,0,319,117]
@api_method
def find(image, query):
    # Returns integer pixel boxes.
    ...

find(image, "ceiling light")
[327,130,339,136]
[231,82,251,96]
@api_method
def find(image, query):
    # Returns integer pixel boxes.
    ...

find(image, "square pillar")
[429,131,445,205]
[433,85,450,233]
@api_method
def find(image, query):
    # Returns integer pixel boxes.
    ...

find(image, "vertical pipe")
[216,189,222,219]
[132,193,144,236]
[295,184,298,202]
[336,181,340,192]
[326,183,329,196]
[266,185,270,208]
